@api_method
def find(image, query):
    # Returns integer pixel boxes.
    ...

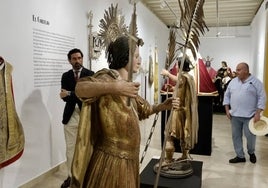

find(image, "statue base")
[153,160,194,178]
[140,158,202,188]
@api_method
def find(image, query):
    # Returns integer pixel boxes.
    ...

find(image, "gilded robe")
[169,72,198,150]
[71,69,154,188]
[0,61,24,169]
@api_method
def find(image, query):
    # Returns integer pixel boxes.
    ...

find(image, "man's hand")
[60,89,70,99]
[253,110,262,123]
[225,105,231,119]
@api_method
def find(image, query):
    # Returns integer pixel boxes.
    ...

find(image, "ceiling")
[140,0,264,28]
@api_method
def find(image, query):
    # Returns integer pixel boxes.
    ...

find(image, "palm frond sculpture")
[165,28,176,69]
[127,2,144,47]
[177,0,208,60]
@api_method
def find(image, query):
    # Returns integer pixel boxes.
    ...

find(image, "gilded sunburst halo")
[98,4,127,55]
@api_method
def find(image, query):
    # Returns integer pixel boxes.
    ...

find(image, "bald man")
[223,62,266,164]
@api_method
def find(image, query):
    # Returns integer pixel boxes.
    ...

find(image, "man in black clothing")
[60,48,94,188]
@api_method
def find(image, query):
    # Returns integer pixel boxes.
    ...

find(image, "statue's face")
[205,61,211,67]
[133,46,141,73]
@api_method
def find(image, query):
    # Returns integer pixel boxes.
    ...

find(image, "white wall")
[250,0,267,80]
[199,26,251,72]
[199,0,268,81]
[0,0,90,187]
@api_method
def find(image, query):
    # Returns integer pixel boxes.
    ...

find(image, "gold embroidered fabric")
[0,62,24,168]
[0,67,8,163]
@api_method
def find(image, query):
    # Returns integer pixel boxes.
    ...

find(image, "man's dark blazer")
[61,68,94,124]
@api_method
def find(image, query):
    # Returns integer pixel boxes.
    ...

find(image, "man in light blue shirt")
[223,62,266,164]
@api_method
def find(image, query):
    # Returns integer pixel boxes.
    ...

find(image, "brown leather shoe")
[61,176,71,188]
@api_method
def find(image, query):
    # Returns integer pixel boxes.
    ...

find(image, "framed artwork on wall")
[88,11,102,67]
[90,32,102,60]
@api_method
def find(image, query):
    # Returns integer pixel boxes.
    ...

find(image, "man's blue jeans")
[230,116,256,158]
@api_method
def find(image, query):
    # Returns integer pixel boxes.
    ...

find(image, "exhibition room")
[0,0,267,187]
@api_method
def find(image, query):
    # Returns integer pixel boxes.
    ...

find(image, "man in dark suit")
[59,48,94,188]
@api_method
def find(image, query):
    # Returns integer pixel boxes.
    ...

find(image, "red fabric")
[207,67,217,80]
[198,59,217,94]
[161,64,177,91]
[0,149,24,169]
